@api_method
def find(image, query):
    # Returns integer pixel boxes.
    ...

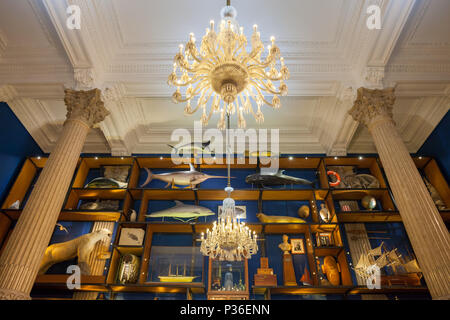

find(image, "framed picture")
[218,205,246,219]
[290,239,305,254]
[316,232,332,247]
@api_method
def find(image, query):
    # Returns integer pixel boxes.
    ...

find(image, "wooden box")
[257,268,273,275]
[254,274,277,287]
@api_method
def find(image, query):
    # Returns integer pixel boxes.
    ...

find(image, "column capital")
[348,87,396,129]
[64,88,110,128]
[0,288,31,300]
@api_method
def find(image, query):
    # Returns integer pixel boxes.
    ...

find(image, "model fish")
[85,177,127,188]
[168,140,211,154]
[145,200,215,222]
[246,170,315,188]
[256,213,307,223]
[141,163,229,188]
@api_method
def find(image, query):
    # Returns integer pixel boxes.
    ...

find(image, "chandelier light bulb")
[168,3,289,128]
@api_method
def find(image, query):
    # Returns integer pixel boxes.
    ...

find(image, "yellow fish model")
[256,213,307,223]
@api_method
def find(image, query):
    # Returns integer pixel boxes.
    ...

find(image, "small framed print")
[291,239,305,254]
[218,205,246,219]
[316,232,332,247]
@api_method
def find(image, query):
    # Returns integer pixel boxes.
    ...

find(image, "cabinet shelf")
[252,285,429,296]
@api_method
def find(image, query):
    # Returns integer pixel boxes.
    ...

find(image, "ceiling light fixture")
[168,0,289,129]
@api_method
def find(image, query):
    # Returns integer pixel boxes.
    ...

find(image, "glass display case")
[147,246,203,284]
[207,259,249,300]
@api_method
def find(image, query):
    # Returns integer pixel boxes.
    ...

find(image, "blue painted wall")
[418,110,450,181]
[0,102,42,204]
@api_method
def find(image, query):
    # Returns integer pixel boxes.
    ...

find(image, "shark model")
[168,140,212,155]
[141,163,229,188]
[145,201,215,222]
[246,169,315,188]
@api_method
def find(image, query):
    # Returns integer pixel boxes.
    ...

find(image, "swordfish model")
[141,163,229,188]
[146,201,215,222]
[246,169,315,188]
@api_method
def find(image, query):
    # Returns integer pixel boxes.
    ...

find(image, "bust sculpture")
[278,234,292,255]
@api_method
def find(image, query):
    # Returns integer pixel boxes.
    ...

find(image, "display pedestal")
[282,254,297,286]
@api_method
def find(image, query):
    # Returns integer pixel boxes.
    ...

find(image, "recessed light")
[288,156,293,160]
[418,156,422,160]
[120,157,124,160]
[334,156,338,160]
[305,157,308,160]
[358,156,363,160]
[95,156,98,160]
[160,156,163,160]
[37,156,41,160]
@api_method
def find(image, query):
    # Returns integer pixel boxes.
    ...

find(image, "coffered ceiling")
[0,0,449,155]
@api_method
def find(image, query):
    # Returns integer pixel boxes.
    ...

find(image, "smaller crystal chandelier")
[168,0,289,129]
[200,115,258,261]
[200,187,258,261]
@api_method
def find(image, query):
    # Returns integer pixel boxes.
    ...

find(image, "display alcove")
[0,155,447,300]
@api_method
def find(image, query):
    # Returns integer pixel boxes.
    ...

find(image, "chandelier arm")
[175,81,209,103]
[248,81,274,107]
[253,78,283,95]
[174,74,208,87]
[249,69,283,82]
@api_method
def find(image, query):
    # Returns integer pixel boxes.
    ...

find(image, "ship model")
[354,242,422,286]
[158,261,198,283]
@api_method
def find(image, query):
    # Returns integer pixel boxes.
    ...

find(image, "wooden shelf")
[338,211,450,223]
[33,275,107,292]
[110,282,205,294]
[314,246,344,257]
[253,285,428,296]
[1,209,122,222]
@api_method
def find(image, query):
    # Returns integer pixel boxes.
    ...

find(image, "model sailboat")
[158,261,198,283]
[354,242,422,286]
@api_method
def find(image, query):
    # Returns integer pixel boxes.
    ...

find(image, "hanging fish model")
[168,140,212,155]
[141,163,229,188]
[145,201,215,222]
[246,170,315,188]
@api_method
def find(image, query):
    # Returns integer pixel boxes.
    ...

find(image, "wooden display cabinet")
[207,258,249,300]
[1,155,446,299]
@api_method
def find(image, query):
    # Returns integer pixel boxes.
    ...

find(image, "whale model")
[141,163,229,188]
[246,170,315,188]
[145,201,215,222]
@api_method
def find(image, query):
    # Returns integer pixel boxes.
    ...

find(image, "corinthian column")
[0,89,109,300]
[349,87,450,300]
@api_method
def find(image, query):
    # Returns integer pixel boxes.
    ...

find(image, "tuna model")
[145,201,215,222]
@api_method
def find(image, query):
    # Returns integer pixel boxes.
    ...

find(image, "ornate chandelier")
[200,115,258,261]
[200,187,258,261]
[168,1,289,129]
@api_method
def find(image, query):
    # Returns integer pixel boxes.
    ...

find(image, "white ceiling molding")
[0,0,448,155]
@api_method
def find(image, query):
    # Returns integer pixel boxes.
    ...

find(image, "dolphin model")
[168,140,211,155]
[145,201,215,222]
[245,170,315,188]
[141,163,230,188]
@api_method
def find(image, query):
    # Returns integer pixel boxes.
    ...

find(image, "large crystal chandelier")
[168,0,289,129]
[200,115,258,261]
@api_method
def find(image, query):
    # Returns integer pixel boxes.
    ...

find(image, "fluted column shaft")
[349,87,450,300]
[0,89,109,300]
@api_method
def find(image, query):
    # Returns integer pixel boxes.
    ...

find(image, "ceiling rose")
[168,0,290,129]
